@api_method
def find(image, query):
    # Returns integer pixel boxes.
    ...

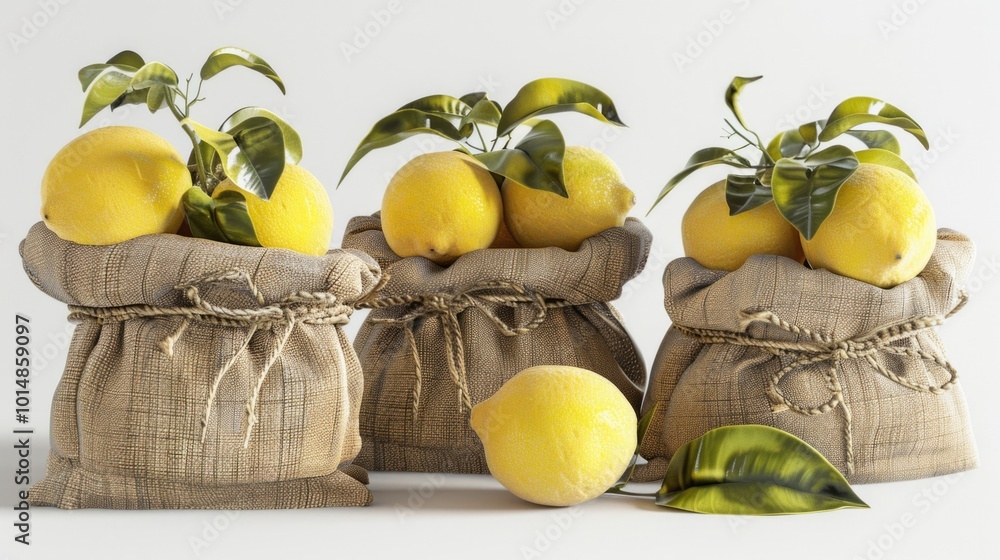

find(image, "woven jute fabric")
[342,214,651,473]
[20,222,381,509]
[635,229,978,484]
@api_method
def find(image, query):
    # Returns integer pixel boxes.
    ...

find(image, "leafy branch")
[338,78,627,197]
[78,47,296,201]
[649,76,929,239]
[608,413,868,515]
[78,47,301,247]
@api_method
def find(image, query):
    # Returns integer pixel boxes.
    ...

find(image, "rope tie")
[673,291,968,476]
[357,280,573,420]
[68,268,353,448]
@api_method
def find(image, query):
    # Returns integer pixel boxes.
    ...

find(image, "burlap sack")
[636,229,978,484]
[342,214,651,473]
[20,222,381,509]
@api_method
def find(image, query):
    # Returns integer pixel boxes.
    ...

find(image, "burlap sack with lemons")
[20,223,380,509]
[343,213,651,473]
[635,229,978,484]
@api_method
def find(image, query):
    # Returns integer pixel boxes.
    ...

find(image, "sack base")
[356,440,489,474]
[28,455,373,509]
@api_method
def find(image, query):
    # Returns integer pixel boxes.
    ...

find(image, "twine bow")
[68,268,353,449]
[357,279,572,420]
[672,292,968,476]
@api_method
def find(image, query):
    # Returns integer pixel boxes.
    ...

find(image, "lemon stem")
[473,123,489,152]
[166,91,210,194]
[604,488,657,498]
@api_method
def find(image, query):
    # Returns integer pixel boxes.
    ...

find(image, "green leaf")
[106,50,145,68]
[338,108,467,185]
[182,187,227,243]
[181,187,261,247]
[766,128,809,160]
[127,61,178,90]
[724,76,762,131]
[474,119,566,196]
[212,190,261,246]
[183,117,286,200]
[797,120,825,149]
[222,107,302,164]
[188,139,221,178]
[78,51,145,92]
[79,69,133,126]
[656,425,867,515]
[845,130,901,155]
[459,91,489,107]
[200,46,285,94]
[459,98,503,137]
[107,62,179,114]
[398,95,472,119]
[110,88,150,112]
[496,78,625,137]
[663,482,868,515]
[79,63,133,92]
[819,96,928,149]
[854,148,917,180]
[649,148,753,212]
[771,145,859,240]
[145,85,167,112]
[725,174,773,215]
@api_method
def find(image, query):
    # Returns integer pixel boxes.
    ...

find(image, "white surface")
[1,1,998,559]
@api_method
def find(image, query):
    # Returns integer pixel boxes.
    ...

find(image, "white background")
[1,1,998,559]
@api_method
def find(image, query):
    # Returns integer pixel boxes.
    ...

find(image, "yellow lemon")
[381,151,502,265]
[682,180,804,271]
[470,365,637,507]
[213,163,333,256]
[802,163,936,288]
[40,126,192,245]
[501,146,635,251]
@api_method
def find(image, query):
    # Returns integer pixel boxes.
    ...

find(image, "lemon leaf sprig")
[78,47,297,202]
[338,78,626,197]
[77,47,303,247]
[649,76,929,240]
[608,423,869,515]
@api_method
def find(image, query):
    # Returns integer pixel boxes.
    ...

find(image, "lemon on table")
[470,365,637,507]
[381,151,502,265]
[213,163,333,256]
[682,180,805,271]
[40,126,192,245]
[801,163,936,288]
[501,146,634,251]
